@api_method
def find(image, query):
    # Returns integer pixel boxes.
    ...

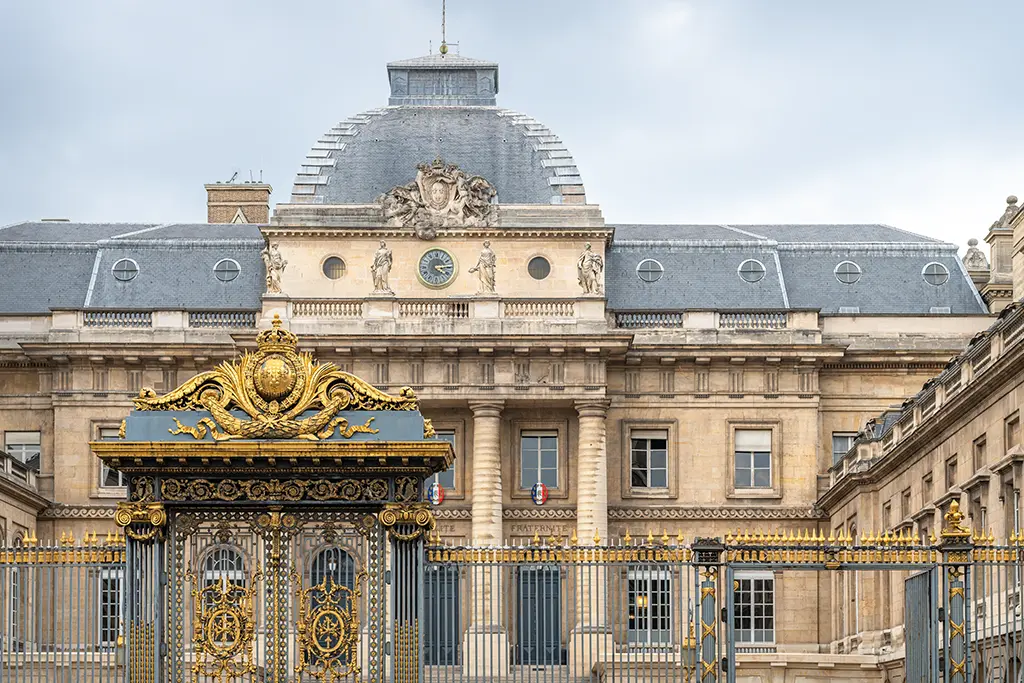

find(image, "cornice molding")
[504,508,577,520]
[40,504,116,520]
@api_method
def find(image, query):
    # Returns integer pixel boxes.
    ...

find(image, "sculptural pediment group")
[378,158,499,239]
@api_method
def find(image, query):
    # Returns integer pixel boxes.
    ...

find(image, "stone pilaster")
[575,400,610,545]
[469,400,504,546]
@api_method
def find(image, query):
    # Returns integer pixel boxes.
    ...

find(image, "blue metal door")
[905,568,939,683]
[517,567,563,665]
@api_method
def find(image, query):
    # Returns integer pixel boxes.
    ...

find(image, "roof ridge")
[110,222,176,240]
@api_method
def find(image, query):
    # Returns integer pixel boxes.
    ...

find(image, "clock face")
[417,248,457,288]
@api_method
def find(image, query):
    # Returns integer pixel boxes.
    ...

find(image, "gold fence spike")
[647,530,655,545]
[623,530,632,545]
[593,529,601,545]
[532,532,540,546]
[661,529,670,545]
[677,531,685,545]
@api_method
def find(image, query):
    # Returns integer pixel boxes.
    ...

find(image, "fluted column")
[575,400,610,545]
[469,400,505,546]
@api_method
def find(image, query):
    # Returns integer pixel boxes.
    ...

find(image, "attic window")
[922,262,949,286]
[636,259,664,283]
[834,261,862,285]
[214,259,241,282]
[112,259,139,282]
[737,259,766,283]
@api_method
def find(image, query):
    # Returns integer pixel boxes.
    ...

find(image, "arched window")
[202,546,246,589]
[310,546,355,590]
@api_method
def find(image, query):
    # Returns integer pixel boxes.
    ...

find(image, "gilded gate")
[92,315,452,683]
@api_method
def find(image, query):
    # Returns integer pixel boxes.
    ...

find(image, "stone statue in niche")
[261,242,287,294]
[370,241,393,294]
[577,243,604,295]
[962,238,989,271]
[377,158,498,239]
[468,241,496,294]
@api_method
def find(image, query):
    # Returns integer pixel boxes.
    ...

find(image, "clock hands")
[433,264,452,272]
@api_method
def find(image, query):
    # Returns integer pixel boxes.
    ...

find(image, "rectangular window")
[520,432,558,488]
[831,433,857,465]
[901,488,912,519]
[627,567,673,645]
[734,572,775,644]
[974,436,987,472]
[10,566,21,644]
[922,474,933,504]
[882,502,892,531]
[945,455,958,490]
[99,427,126,488]
[3,431,40,470]
[630,430,669,489]
[429,431,457,491]
[99,568,123,646]
[734,429,771,489]
[1008,414,1021,451]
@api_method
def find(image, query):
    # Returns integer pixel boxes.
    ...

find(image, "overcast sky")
[1,1,1020,250]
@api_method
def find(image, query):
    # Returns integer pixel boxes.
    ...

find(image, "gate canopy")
[92,313,452,503]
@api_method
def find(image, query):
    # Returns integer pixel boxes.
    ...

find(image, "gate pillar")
[940,500,974,683]
[115,483,167,683]
[381,502,434,683]
[692,538,724,683]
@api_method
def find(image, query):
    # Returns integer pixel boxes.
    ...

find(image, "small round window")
[636,259,664,283]
[922,262,949,286]
[213,259,240,282]
[737,259,766,283]
[834,261,862,285]
[528,256,551,280]
[112,258,139,282]
[323,256,346,280]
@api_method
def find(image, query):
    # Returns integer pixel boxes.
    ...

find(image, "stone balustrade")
[82,311,153,328]
[614,310,815,331]
[0,450,38,491]
[292,299,363,318]
[398,300,471,319]
[187,311,257,328]
[503,299,575,318]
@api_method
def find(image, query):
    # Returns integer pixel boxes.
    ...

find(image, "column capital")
[468,400,505,418]
[574,399,610,418]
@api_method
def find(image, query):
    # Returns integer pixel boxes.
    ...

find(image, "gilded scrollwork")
[293,571,367,683]
[189,564,264,683]
[114,501,167,542]
[161,478,392,503]
[394,477,418,503]
[379,503,436,542]
[133,314,417,441]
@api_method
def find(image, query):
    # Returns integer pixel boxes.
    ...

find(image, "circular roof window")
[737,259,766,283]
[636,259,664,283]
[213,259,240,282]
[528,256,551,280]
[834,261,862,285]
[112,258,139,282]
[323,256,346,280]
[922,262,949,286]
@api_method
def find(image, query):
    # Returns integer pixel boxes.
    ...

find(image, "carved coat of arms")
[377,158,498,239]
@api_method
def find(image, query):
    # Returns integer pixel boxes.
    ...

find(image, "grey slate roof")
[608,224,987,315]
[0,223,264,314]
[291,107,582,205]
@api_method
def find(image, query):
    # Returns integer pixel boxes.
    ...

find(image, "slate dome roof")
[290,54,584,206]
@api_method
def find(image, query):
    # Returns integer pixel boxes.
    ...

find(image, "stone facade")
[2,48,1020,679]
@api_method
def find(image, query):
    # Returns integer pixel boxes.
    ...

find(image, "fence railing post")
[691,537,725,683]
[940,500,974,683]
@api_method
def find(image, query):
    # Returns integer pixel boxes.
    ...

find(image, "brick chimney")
[205,182,272,224]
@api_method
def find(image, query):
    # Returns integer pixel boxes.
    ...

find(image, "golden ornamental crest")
[133,314,418,441]
[293,572,367,683]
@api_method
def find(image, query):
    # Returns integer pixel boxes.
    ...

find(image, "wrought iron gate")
[905,569,939,683]
[92,315,452,683]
